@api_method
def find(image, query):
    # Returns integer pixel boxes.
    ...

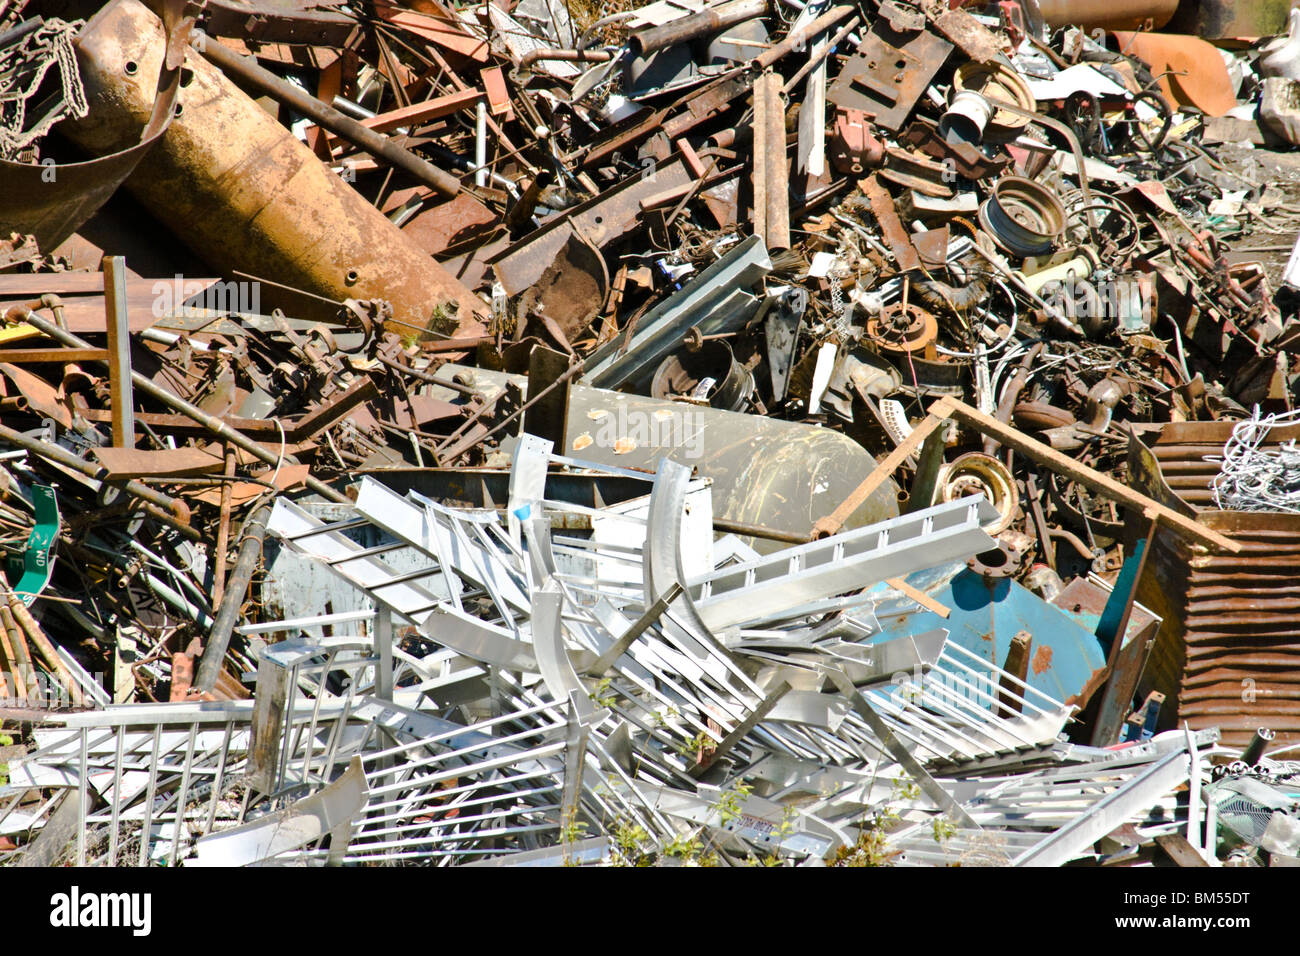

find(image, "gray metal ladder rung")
[283,516,371,541]
[390,600,442,617]
[368,566,447,589]
[327,541,409,565]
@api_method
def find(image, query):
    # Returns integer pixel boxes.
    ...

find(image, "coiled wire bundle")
[1209,407,1300,513]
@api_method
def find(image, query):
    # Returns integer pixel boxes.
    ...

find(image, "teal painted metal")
[869,562,1107,707]
[7,484,59,607]
[1096,538,1145,659]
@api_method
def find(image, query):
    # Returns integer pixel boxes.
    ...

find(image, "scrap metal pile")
[2,0,1300,866]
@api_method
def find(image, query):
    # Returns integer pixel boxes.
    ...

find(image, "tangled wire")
[1209,407,1300,512]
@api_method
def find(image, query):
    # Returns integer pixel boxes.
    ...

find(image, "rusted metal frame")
[193,33,465,200]
[9,307,350,505]
[816,395,1237,553]
[0,349,109,363]
[103,256,135,449]
[936,399,1239,553]
[195,502,273,693]
[0,420,193,532]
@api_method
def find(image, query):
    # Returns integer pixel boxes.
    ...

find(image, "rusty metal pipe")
[517,48,613,72]
[193,32,464,200]
[195,502,271,692]
[1241,726,1276,765]
[4,587,83,706]
[781,15,860,95]
[8,306,350,505]
[631,0,769,56]
[0,605,33,701]
[712,517,809,544]
[0,417,192,524]
[59,1,485,332]
[751,5,855,71]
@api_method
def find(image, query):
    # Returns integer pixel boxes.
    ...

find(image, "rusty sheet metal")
[0,0,190,253]
[1112,33,1238,118]
[490,157,690,296]
[929,8,1000,64]
[92,446,227,479]
[1130,422,1300,751]
[0,363,73,427]
[826,21,952,132]
[60,0,485,333]
[402,194,499,256]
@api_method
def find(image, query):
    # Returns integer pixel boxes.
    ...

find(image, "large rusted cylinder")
[59,0,485,331]
[1036,0,1177,31]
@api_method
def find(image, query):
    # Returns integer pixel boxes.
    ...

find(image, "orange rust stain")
[1031,644,1053,675]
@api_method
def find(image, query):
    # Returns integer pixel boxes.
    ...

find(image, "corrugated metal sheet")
[1129,422,1300,752]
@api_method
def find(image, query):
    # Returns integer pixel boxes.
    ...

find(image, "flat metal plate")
[826,24,953,132]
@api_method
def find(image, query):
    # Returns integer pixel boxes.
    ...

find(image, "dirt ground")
[1213,142,1300,284]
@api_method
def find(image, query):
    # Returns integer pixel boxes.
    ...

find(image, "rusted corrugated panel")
[1131,423,1300,752]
